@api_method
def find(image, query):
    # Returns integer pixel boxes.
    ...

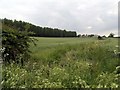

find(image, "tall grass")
[2,37,119,88]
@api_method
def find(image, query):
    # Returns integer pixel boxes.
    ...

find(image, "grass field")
[2,37,120,88]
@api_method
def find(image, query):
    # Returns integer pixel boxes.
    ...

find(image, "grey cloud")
[0,0,119,36]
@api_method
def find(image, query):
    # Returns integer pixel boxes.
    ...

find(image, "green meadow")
[2,37,120,88]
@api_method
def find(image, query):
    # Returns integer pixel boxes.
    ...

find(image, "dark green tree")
[108,33,115,38]
[3,18,77,37]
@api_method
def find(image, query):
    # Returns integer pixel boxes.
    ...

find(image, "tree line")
[78,33,115,38]
[2,18,77,37]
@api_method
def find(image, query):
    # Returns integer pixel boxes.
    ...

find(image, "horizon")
[1,18,118,37]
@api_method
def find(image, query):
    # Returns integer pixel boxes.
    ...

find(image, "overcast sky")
[0,0,119,36]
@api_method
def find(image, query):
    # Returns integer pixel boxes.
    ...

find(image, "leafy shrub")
[2,25,36,65]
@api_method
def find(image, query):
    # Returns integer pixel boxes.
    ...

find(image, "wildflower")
[113,50,117,55]
[6,53,9,56]
[115,45,119,48]
[116,66,120,70]
[0,47,5,53]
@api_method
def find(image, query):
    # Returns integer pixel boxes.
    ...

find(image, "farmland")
[2,37,120,88]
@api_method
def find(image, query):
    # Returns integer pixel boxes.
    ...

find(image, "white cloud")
[87,26,93,29]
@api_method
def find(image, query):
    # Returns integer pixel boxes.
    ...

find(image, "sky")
[0,0,119,36]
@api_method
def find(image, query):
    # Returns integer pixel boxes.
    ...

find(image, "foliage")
[96,72,119,88]
[2,24,36,65]
[2,38,119,88]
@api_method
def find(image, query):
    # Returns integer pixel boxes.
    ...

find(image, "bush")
[2,25,36,65]
[98,36,103,40]
[108,33,115,38]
